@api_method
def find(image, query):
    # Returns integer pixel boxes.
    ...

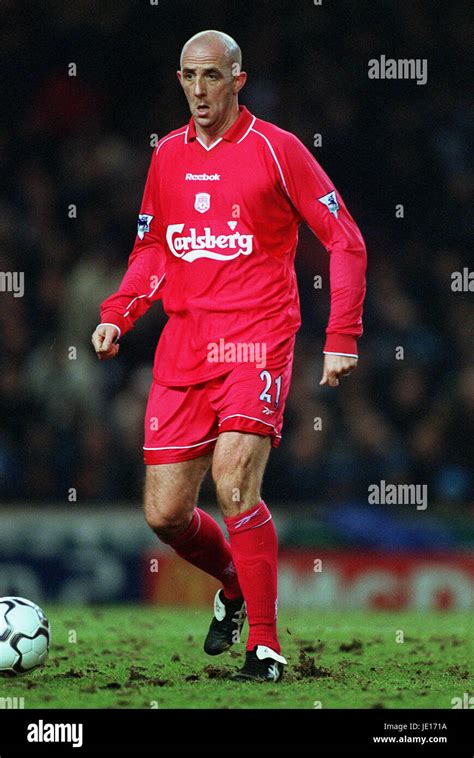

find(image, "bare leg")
[212,432,271,516]
[144,454,212,540]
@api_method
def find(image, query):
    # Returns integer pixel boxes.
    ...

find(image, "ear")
[233,71,247,94]
[176,70,183,85]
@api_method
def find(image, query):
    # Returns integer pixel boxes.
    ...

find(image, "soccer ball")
[0,597,50,676]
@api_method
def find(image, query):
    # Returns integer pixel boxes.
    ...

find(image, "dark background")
[0,1,472,528]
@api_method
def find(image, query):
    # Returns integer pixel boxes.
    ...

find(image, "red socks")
[224,500,280,653]
[160,501,281,654]
[161,508,242,600]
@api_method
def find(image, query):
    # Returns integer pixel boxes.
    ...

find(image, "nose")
[193,75,206,97]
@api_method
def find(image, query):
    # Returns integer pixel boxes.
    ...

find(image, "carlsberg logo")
[166,224,253,263]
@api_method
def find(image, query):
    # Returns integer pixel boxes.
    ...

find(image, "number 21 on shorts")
[259,370,282,408]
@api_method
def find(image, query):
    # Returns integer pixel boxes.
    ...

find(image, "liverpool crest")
[194,192,210,214]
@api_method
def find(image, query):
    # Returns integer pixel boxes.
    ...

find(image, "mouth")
[196,104,210,116]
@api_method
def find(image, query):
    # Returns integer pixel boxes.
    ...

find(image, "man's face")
[177,44,244,131]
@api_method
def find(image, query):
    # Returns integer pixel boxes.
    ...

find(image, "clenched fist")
[319,353,358,388]
[91,324,120,360]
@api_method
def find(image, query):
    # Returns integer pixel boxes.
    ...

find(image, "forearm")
[100,249,165,337]
[324,235,367,356]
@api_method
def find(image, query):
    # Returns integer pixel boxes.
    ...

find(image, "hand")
[319,354,357,388]
[91,325,120,360]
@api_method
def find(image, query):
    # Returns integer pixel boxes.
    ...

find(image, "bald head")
[177,30,247,141]
[180,30,242,72]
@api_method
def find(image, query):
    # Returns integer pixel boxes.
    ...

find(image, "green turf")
[0,606,472,709]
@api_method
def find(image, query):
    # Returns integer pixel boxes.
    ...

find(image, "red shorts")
[143,359,293,464]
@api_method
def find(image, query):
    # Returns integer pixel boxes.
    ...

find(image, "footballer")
[92,30,367,682]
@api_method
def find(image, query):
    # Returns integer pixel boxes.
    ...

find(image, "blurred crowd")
[0,0,472,504]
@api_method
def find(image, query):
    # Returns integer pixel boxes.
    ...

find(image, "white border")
[155,130,187,155]
[144,436,219,451]
[323,351,358,359]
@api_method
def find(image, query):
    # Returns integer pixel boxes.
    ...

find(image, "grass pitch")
[1,606,472,709]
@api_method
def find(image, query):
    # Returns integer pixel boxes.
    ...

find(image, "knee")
[213,469,246,506]
[144,498,192,541]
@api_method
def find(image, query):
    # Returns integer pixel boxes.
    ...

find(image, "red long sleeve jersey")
[100,105,367,386]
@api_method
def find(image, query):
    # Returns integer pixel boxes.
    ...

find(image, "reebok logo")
[185,173,220,181]
[234,506,262,530]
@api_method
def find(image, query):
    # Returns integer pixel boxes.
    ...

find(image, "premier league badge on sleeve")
[194,192,211,214]
[137,213,154,240]
[318,190,340,219]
